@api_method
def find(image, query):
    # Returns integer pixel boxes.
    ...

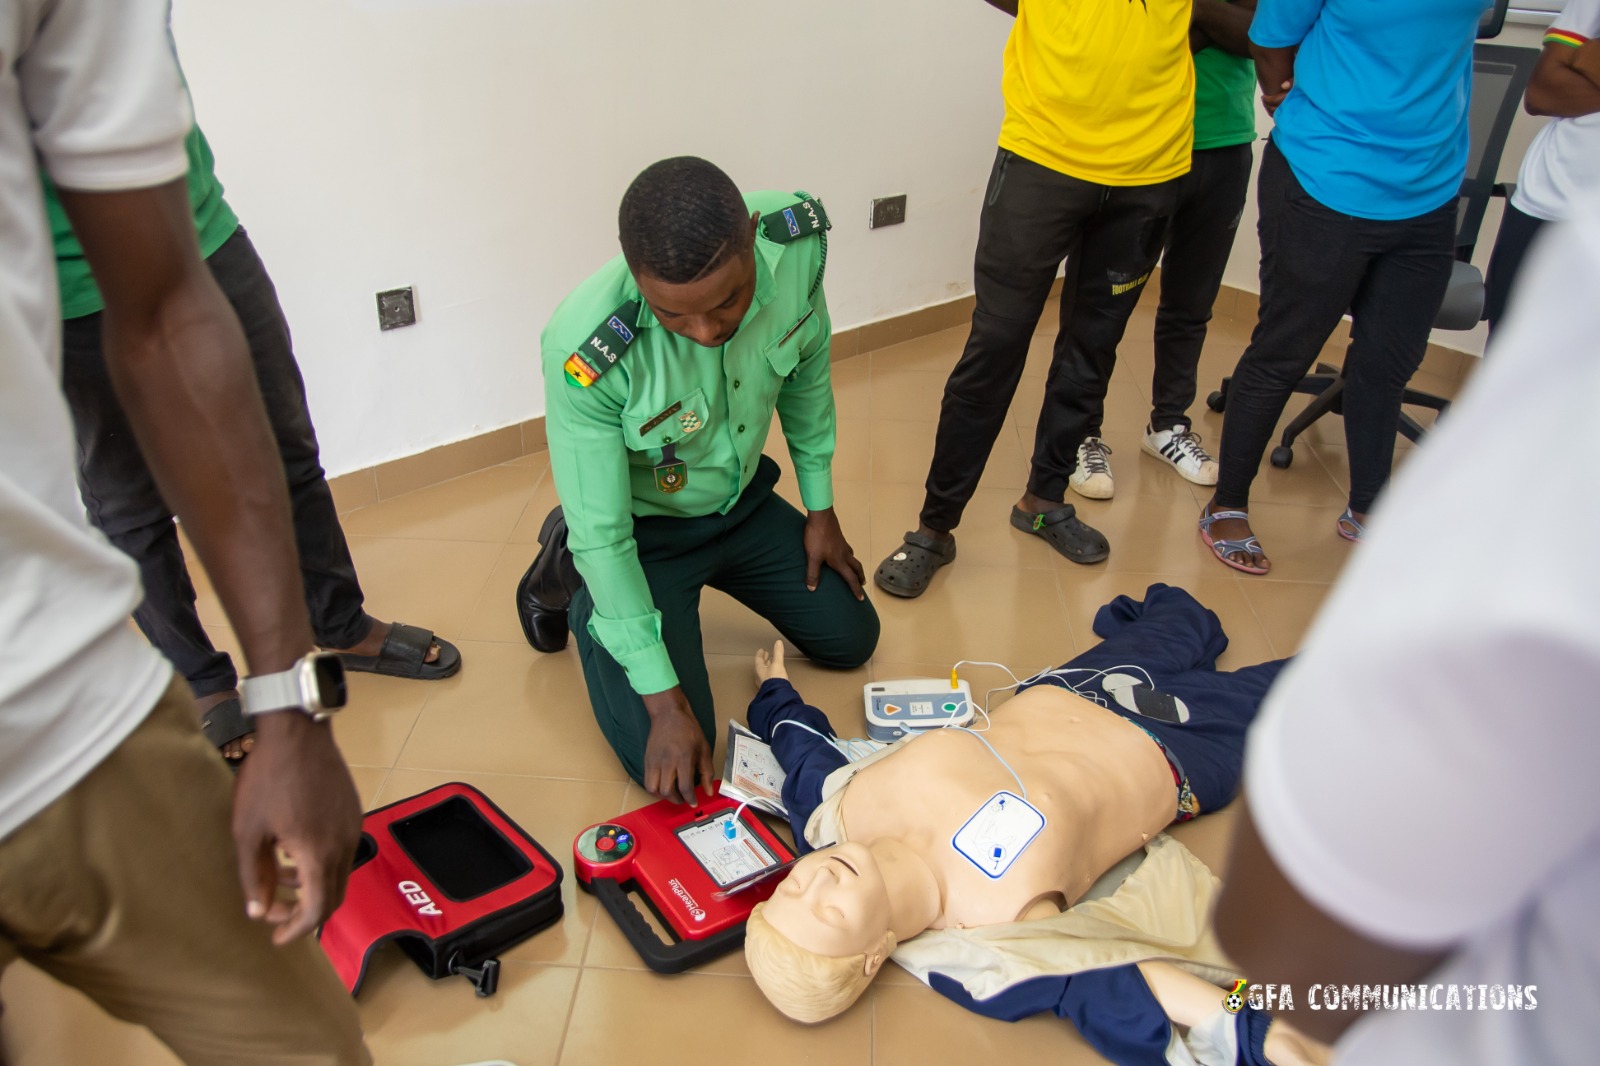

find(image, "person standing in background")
[1483,0,1600,333]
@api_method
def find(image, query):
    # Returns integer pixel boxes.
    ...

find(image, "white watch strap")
[240,667,306,717]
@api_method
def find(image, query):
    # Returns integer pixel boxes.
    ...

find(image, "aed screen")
[391,796,534,901]
[675,817,780,889]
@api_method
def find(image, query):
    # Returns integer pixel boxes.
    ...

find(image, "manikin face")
[633,214,761,348]
[760,841,893,958]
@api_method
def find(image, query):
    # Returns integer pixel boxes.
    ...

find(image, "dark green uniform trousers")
[569,456,880,784]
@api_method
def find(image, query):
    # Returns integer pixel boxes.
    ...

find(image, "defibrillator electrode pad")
[864,678,975,742]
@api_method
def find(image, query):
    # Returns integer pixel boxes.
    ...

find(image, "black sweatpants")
[61,226,371,699]
[920,149,1179,533]
[1215,140,1455,516]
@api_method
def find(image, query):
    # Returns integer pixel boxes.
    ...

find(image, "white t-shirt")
[1244,207,1600,1065]
[0,0,193,840]
[1511,0,1600,221]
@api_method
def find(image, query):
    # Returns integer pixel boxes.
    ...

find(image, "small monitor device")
[864,678,975,742]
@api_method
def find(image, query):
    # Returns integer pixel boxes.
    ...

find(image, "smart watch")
[239,652,348,721]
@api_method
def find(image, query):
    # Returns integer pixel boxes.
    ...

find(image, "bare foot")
[755,640,788,683]
[1201,497,1271,573]
[328,619,441,664]
[914,523,952,543]
[1013,491,1067,517]
[196,688,252,761]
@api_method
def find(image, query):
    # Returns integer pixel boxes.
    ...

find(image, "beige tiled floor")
[1,295,1473,1065]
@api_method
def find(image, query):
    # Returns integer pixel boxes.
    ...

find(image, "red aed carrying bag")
[319,782,563,996]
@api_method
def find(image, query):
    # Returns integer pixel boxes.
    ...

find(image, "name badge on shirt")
[951,791,1046,879]
[654,442,687,494]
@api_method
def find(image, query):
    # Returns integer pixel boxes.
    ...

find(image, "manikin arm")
[749,644,848,848]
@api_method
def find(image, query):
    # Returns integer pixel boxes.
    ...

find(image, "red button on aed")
[597,837,615,852]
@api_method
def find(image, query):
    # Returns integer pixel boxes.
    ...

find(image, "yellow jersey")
[998,0,1195,186]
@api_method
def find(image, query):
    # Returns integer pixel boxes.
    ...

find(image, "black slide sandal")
[339,622,462,680]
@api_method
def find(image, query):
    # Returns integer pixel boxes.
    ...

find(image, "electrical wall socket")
[377,287,417,331]
[870,195,907,229]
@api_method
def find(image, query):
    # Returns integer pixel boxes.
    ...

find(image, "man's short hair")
[744,901,893,1023]
[619,156,751,284]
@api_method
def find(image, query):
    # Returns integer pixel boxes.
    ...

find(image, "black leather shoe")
[516,507,582,653]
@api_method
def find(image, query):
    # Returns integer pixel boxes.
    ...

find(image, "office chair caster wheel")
[1270,446,1294,469]
[1206,390,1226,413]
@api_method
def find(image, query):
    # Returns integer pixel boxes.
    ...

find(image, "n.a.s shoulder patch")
[760,194,830,244]
[564,299,641,388]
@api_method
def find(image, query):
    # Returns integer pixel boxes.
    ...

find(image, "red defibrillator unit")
[574,784,795,974]
[319,783,563,996]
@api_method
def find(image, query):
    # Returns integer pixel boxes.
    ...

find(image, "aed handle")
[588,876,746,975]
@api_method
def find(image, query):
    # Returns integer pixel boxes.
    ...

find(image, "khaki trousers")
[0,678,368,1065]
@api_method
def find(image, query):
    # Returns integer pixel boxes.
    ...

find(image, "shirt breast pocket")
[619,388,711,463]
[764,309,819,382]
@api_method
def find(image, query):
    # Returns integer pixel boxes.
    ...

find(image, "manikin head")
[618,156,761,348]
[744,841,899,1023]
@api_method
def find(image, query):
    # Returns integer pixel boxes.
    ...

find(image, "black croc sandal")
[199,696,252,771]
[1010,504,1110,565]
[873,531,957,599]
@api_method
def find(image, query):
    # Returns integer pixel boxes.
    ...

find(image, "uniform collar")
[627,245,777,335]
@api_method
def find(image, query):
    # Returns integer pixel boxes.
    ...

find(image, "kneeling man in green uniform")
[520,157,879,804]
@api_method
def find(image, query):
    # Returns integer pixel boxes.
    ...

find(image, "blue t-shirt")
[1250,0,1488,220]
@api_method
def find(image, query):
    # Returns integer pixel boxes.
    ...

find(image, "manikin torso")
[833,684,1177,928]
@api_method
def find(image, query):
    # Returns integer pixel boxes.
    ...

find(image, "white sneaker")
[1142,424,1219,486]
[1068,437,1115,500]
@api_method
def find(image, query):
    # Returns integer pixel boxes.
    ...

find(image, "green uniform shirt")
[47,124,240,319]
[1192,44,1257,151]
[542,190,835,696]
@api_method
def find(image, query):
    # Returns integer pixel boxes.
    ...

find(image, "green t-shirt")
[1193,45,1257,151]
[47,124,240,319]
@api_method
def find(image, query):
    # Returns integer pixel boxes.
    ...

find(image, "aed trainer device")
[864,678,975,742]
[319,782,564,997]
[574,783,795,974]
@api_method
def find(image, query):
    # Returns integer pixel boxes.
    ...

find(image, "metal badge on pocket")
[654,443,687,494]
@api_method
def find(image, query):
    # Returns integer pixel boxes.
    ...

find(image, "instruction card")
[951,791,1046,879]
[676,817,781,889]
[719,721,789,818]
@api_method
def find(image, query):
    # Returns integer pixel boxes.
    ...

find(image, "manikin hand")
[755,640,789,683]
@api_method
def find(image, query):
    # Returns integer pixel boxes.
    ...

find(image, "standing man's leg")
[875,150,1096,597]
[208,229,368,655]
[208,229,458,680]
[61,228,459,760]
[1339,203,1456,528]
[0,682,368,1066]
[1203,141,1370,573]
[1483,201,1549,337]
[1144,144,1253,484]
[1029,176,1178,516]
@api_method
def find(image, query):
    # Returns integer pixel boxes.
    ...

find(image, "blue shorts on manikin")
[744,584,1288,1066]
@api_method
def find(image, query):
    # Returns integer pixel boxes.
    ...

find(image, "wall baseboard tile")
[329,276,1474,513]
